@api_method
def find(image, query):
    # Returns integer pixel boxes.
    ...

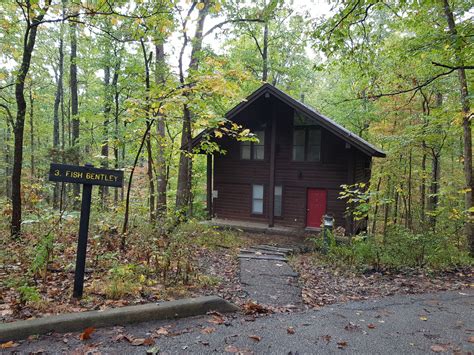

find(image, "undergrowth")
[309,225,473,272]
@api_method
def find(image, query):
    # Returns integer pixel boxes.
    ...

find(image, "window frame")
[292,113,322,162]
[274,185,283,217]
[251,184,264,215]
[240,130,265,161]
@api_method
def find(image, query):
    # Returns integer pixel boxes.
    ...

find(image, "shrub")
[312,226,473,271]
[17,285,41,304]
[104,264,143,300]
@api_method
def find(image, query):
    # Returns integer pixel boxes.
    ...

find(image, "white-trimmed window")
[274,185,282,217]
[252,184,264,214]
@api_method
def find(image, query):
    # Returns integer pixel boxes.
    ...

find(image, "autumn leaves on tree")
[0,0,472,256]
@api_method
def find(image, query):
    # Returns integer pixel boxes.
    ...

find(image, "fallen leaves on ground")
[146,345,160,355]
[321,335,332,343]
[79,327,95,340]
[208,314,226,325]
[291,255,472,308]
[1,225,243,323]
[367,323,376,329]
[242,300,272,315]
[114,333,154,346]
[287,326,295,334]
[344,322,360,332]
[154,326,170,336]
[468,336,474,343]
[430,344,449,352]
[1,341,20,349]
[201,326,216,334]
[131,337,155,346]
[249,335,261,342]
[224,345,254,353]
[337,341,348,349]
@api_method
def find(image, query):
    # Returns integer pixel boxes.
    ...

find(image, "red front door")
[306,188,327,228]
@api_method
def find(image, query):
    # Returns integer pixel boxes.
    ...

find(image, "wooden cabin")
[193,84,385,233]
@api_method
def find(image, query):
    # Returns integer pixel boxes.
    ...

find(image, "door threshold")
[305,227,322,232]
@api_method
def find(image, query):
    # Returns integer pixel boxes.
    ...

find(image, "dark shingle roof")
[192,83,386,158]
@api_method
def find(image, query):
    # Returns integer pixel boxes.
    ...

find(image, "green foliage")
[17,285,41,304]
[104,263,144,300]
[339,183,371,221]
[313,226,473,271]
[30,233,54,278]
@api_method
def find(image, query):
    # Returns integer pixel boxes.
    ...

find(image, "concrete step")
[237,254,287,261]
[241,248,287,257]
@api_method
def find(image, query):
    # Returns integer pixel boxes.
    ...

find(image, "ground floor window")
[252,184,264,214]
[274,185,282,217]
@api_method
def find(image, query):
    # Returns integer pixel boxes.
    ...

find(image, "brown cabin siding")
[211,96,372,231]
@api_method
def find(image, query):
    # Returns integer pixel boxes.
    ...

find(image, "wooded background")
[0,0,472,256]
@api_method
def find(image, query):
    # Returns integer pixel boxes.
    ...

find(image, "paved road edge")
[0,295,239,342]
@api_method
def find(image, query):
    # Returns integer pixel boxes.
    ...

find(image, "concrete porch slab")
[203,218,312,237]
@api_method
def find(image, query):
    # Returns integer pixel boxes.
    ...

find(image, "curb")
[0,296,239,342]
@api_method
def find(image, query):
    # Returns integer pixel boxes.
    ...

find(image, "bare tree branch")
[432,61,474,70]
[0,83,14,91]
[0,103,14,128]
[30,5,171,28]
[327,0,361,41]
[366,68,457,99]
[330,68,459,105]
[203,18,264,37]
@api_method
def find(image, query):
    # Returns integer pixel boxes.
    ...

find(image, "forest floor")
[0,226,247,324]
[291,255,473,308]
[1,229,472,325]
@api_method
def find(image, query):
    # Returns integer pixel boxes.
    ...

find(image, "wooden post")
[206,154,213,220]
[73,181,93,298]
[268,103,277,227]
[48,162,123,299]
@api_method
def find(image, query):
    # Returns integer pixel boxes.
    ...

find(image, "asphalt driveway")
[10,289,474,354]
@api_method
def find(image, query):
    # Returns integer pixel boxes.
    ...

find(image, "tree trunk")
[428,150,440,230]
[28,86,34,178]
[5,126,11,200]
[53,19,64,208]
[262,20,269,82]
[155,42,167,222]
[175,2,210,216]
[371,175,382,235]
[146,132,155,221]
[140,39,155,221]
[382,176,391,243]
[69,17,80,207]
[441,0,473,255]
[11,9,47,237]
[99,62,111,206]
[420,142,427,226]
[176,104,192,215]
[407,149,412,229]
[112,56,120,207]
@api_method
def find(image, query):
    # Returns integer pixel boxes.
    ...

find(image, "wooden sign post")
[49,163,124,298]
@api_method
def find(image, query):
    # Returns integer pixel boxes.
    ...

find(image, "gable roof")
[192,83,386,158]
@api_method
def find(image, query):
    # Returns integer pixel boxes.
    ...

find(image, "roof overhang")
[192,83,386,158]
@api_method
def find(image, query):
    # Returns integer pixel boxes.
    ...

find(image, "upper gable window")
[241,130,265,160]
[292,112,321,162]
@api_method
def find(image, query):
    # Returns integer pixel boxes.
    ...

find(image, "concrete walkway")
[239,245,303,308]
